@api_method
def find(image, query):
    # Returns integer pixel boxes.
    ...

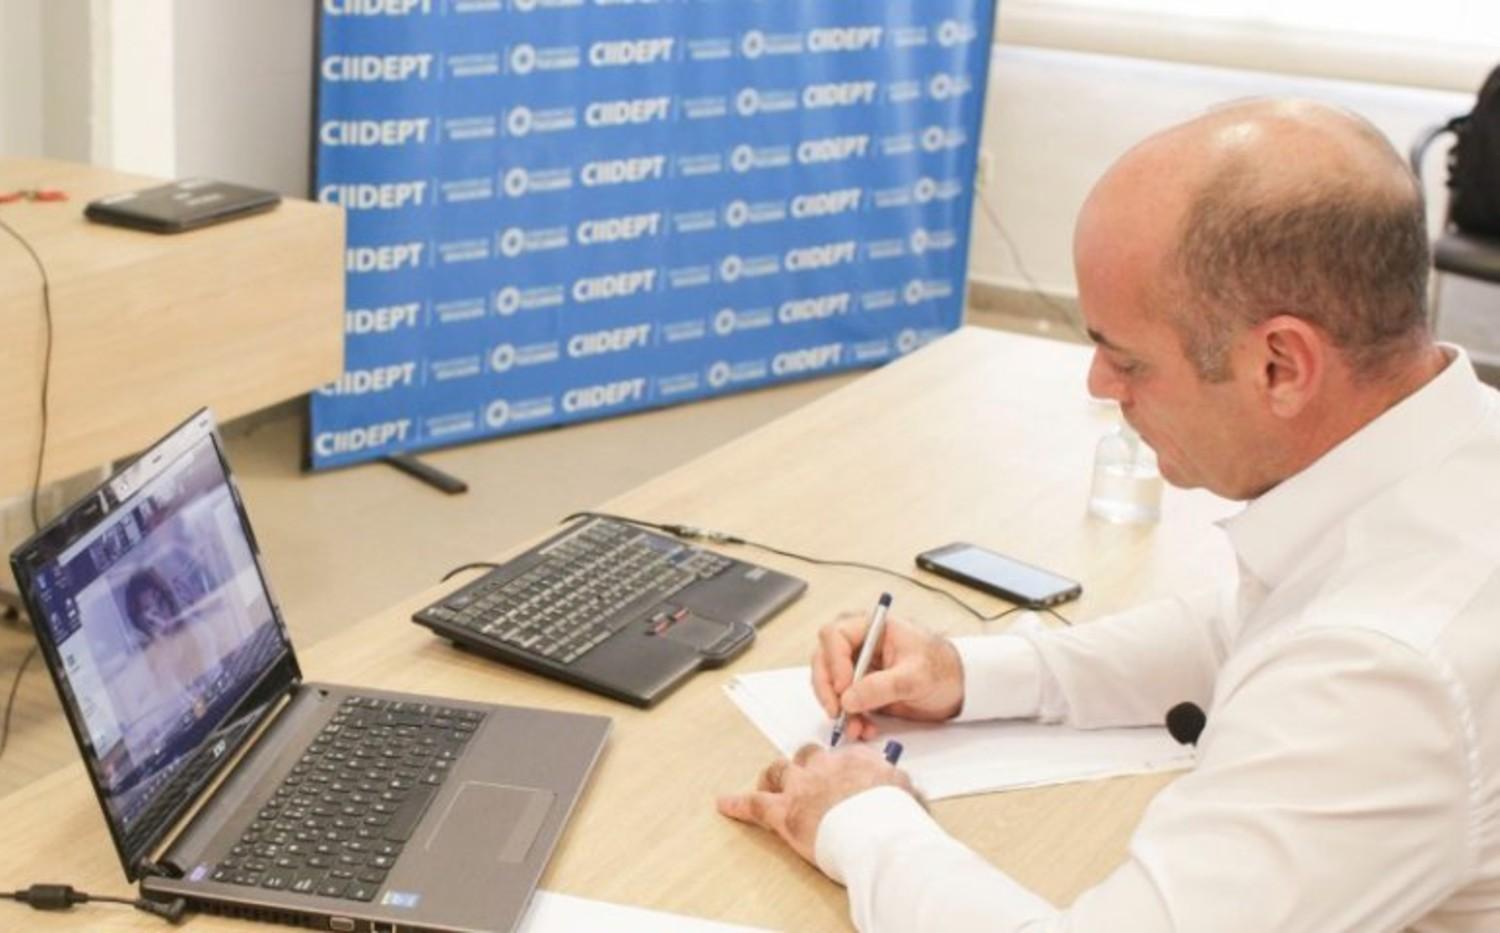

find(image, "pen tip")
[878,593,892,606]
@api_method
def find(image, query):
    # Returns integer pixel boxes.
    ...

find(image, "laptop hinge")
[137,858,182,880]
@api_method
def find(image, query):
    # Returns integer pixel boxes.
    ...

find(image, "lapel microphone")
[1165,701,1207,746]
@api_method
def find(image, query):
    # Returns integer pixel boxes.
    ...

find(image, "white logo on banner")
[562,378,648,413]
[905,280,928,306]
[324,0,432,15]
[806,27,884,52]
[572,268,658,303]
[495,287,522,316]
[797,134,869,164]
[580,155,667,186]
[707,362,732,389]
[498,228,526,258]
[567,324,652,358]
[490,343,518,372]
[320,119,430,146]
[713,308,738,336]
[590,38,674,66]
[346,302,421,334]
[484,400,511,429]
[318,362,418,397]
[790,188,862,219]
[584,96,671,127]
[503,168,530,197]
[319,181,427,209]
[937,19,979,47]
[736,89,760,117]
[314,420,413,458]
[510,44,537,74]
[345,242,425,273]
[719,255,744,283]
[321,54,434,82]
[724,201,750,229]
[778,292,853,324]
[507,107,534,136]
[772,343,843,376]
[577,212,662,244]
[785,241,858,272]
[730,145,756,173]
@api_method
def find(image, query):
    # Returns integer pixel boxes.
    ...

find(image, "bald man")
[718,100,1500,930]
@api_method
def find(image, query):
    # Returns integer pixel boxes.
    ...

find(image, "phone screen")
[923,544,1079,604]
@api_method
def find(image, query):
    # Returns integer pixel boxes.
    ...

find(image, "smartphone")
[916,542,1082,608]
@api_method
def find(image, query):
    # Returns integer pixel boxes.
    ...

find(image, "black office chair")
[1409,122,1500,333]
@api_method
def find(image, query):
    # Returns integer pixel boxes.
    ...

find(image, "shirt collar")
[1221,345,1492,590]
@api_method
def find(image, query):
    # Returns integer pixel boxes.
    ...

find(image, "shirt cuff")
[951,634,1044,722]
[814,785,935,884]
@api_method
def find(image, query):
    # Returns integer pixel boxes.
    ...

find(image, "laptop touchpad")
[427,782,555,863]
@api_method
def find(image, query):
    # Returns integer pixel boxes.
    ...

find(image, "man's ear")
[1252,315,1326,418]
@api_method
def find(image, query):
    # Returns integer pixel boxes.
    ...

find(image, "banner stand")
[382,454,469,495]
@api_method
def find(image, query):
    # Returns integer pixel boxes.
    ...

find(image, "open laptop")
[9,410,610,933]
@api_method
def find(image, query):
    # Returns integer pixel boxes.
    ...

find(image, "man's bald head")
[1079,99,1431,381]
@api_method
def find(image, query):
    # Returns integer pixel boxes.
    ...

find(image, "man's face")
[1075,203,1267,500]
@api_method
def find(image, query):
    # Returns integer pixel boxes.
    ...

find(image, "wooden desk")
[0,328,1237,930]
[0,158,344,500]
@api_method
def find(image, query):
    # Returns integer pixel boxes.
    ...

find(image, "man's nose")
[1087,350,1124,402]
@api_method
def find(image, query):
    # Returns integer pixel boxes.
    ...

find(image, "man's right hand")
[811,611,965,743]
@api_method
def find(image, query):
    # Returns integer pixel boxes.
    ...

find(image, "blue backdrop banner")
[311,0,998,470]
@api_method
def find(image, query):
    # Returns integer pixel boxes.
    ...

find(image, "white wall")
[172,0,314,196]
[0,0,95,163]
[968,45,1475,298]
[0,0,44,156]
[98,0,176,176]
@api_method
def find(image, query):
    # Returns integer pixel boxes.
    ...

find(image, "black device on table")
[84,178,280,233]
[412,517,807,707]
[9,410,609,933]
[916,541,1082,608]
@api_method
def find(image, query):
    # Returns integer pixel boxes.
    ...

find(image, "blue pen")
[882,740,903,765]
[830,592,893,747]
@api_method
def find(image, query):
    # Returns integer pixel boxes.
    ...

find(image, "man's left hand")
[716,744,918,865]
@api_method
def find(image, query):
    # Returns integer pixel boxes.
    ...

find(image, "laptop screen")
[13,411,296,875]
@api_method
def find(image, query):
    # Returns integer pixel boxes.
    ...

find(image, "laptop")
[9,410,610,932]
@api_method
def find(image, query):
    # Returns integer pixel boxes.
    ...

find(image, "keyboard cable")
[552,510,1072,626]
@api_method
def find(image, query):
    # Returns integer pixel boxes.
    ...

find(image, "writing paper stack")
[725,667,1193,801]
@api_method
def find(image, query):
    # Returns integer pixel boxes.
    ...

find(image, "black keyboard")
[424,519,729,665]
[210,696,483,902]
[413,517,808,706]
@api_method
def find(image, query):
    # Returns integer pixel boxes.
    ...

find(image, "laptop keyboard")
[210,696,484,902]
[418,518,733,666]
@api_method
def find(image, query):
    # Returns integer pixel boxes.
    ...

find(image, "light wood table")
[0,327,1238,930]
[0,158,345,500]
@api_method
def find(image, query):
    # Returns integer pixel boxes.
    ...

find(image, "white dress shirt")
[815,348,1500,932]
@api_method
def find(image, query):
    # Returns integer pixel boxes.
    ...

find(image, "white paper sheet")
[520,891,772,932]
[725,667,1193,801]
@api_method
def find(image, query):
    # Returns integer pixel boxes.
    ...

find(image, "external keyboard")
[422,519,729,666]
[412,517,808,706]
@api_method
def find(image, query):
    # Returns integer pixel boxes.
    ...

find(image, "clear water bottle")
[1088,423,1163,524]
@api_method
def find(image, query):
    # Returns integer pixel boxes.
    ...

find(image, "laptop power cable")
[2,883,187,923]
